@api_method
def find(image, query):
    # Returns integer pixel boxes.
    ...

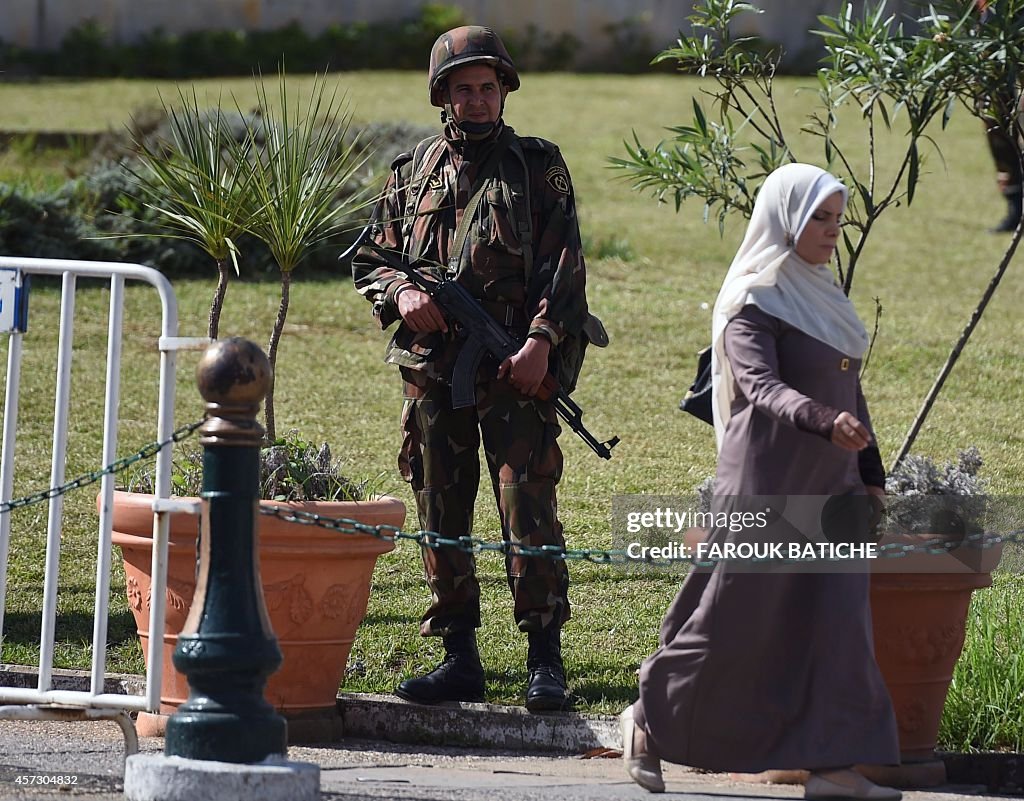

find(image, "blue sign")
[0,270,29,333]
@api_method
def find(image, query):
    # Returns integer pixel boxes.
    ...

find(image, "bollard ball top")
[196,337,273,406]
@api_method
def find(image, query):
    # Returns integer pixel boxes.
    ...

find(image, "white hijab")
[710,163,869,450]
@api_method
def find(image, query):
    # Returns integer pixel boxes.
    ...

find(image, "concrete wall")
[2,0,913,65]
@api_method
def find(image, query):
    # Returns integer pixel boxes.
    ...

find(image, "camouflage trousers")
[398,366,571,637]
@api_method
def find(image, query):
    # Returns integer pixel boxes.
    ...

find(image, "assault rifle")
[357,240,619,460]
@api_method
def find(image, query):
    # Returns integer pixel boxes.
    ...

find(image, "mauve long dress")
[636,304,899,772]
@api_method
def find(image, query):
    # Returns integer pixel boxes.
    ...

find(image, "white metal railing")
[0,257,208,748]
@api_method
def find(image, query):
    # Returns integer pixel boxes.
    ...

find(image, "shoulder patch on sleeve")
[545,165,570,194]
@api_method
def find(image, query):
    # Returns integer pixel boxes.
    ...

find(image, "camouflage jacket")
[351,120,590,383]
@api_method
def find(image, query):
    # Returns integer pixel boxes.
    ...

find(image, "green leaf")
[842,228,855,258]
[877,98,892,130]
[225,236,241,275]
[857,181,875,216]
[907,141,919,206]
[693,98,708,137]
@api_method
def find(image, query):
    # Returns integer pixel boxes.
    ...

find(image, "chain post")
[164,337,287,763]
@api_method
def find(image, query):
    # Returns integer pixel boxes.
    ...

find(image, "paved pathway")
[0,719,1014,801]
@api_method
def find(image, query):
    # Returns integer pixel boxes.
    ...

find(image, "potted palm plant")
[110,438,404,738]
[107,69,405,740]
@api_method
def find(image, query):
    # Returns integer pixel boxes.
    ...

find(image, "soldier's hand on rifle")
[497,334,551,397]
[396,282,449,333]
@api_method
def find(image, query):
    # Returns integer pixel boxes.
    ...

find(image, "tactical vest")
[400,133,536,283]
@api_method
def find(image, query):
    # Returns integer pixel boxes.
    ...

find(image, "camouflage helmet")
[428,26,520,108]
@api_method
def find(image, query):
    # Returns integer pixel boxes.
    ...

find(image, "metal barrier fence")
[0,256,207,752]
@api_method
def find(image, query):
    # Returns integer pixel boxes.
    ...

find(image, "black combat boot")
[992,189,1023,233]
[395,630,485,704]
[525,626,572,712]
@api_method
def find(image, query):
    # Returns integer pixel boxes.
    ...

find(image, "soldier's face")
[446,64,507,126]
[795,191,844,265]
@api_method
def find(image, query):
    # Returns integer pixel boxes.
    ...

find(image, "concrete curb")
[0,664,145,697]
[941,752,1024,795]
[336,692,620,754]
[0,665,616,753]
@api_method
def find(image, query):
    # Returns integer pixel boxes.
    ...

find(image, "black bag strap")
[679,346,714,425]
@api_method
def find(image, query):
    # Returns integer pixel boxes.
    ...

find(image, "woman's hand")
[831,411,871,451]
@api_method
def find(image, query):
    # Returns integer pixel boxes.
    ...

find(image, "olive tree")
[611,0,1024,468]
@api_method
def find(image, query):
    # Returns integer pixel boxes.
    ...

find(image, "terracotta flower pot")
[869,532,1004,764]
[109,490,404,718]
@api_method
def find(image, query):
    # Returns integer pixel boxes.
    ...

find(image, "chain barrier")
[258,504,1024,568]
[5,422,1016,568]
[0,419,204,514]
[260,503,636,564]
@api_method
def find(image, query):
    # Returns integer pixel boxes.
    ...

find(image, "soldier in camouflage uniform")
[351,25,590,711]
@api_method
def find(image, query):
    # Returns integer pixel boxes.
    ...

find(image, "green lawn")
[0,72,1021,749]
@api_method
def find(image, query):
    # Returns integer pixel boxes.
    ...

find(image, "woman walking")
[622,164,901,800]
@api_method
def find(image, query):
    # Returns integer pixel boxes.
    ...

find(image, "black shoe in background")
[992,191,1023,233]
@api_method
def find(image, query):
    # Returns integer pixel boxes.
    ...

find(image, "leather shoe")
[619,704,665,793]
[805,769,901,801]
[991,192,1023,233]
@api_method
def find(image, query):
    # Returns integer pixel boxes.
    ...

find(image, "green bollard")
[164,337,287,763]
